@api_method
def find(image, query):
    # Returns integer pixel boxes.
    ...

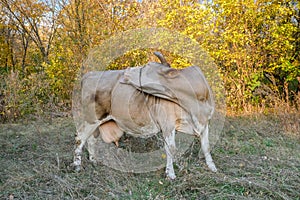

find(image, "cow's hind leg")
[73,121,101,171]
[164,129,176,180]
[86,135,98,165]
[201,124,217,172]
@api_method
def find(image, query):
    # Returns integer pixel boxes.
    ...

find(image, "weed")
[0,115,299,199]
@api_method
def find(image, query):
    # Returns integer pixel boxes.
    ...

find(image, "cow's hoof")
[89,157,98,166]
[208,163,217,172]
[166,173,176,180]
[74,165,81,172]
[70,163,81,172]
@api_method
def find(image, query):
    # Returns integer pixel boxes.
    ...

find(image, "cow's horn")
[154,52,170,67]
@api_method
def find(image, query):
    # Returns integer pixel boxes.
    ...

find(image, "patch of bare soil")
[0,115,299,199]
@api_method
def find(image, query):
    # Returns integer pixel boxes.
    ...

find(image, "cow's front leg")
[201,124,217,172]
[164,129,176,179]
[73,121,101,171]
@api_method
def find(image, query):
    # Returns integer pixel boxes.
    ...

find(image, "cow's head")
[120,52,214,135]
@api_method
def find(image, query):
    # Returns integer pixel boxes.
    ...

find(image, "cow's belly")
[114,119,160,137]
[111,83,161,137]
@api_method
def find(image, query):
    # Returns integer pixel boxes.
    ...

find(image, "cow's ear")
[158,68,179,79]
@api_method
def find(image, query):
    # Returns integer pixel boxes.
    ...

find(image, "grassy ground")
[0,115,299,200]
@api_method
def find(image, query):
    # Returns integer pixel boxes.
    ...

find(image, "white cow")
[73,52,217,179]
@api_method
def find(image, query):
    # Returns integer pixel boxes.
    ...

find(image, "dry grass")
[0,115,299,199]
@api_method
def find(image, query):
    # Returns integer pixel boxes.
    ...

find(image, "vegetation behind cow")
[0,0,299,121]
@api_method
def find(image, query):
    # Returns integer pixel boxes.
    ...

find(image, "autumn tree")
[152,0,299,112]
[0,0,299,120]
[1,0,60,68]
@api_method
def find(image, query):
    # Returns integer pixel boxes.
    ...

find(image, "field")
[0,115,299,200]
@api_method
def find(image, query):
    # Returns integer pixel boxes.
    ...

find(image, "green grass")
[0,115,299,199]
